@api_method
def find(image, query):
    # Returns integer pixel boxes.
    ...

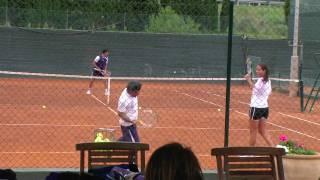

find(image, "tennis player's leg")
[249,107,258,146]
[87,72,95,95]
[258,109,274,146]
[87,70,104,95]
[259,120,274,146]
[129,124,140,143]
[118,126,133,142]
[87,70,100,94]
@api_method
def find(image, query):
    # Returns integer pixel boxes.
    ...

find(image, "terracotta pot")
[283,153,320,180]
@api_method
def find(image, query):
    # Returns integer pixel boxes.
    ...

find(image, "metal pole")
[289,0,300,97]
[66,9,69,29]
[224,0,234,148]
[123,13,126,31]
[5,0,8,26]
[299,43,304,112]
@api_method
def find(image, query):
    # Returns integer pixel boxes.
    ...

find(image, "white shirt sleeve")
[117,97,129,113]
[94,56,100,63]
[254,78,263,90]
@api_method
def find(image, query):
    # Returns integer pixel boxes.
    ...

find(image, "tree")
[146,6,200,33]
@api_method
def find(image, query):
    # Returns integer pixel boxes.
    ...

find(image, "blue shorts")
[92,69,104,77]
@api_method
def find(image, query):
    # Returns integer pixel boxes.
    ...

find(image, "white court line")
[239,101,250,105]
[90,93,281,132]
[206,91,249,105]
[266,122,320,141]
[0,152,76,154]
[91,94,117,115]
[181,92,320,141]
[180,92,224,108]
[0,123,96,127]
[205,91,320,127]
[278,112,320,126]
[0,123,281,131]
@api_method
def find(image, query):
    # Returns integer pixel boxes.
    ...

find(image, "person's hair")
[127,81,142,92]
[102,49,109,54]
[257,63,269,82]
[145,142,203,180]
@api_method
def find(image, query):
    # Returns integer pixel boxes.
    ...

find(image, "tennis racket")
[246,56,262,78]
[137,109,157,128]
[246,57,252,75]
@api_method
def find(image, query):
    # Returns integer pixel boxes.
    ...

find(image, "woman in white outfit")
[244,64,274,147]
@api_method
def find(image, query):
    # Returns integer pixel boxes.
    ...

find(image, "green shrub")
[146,6,200,34]
[234,5,288,39]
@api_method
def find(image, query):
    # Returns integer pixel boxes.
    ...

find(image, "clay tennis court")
[0,75,320,169]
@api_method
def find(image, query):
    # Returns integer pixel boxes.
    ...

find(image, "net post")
[224,0,234,148]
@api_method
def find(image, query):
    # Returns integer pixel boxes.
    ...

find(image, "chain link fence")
[0,0,288,39]
[0,0,320,172]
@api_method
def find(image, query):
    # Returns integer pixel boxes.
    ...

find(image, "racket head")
[246,57,252,74]
[246,56,262,77]
[138,109,157,128]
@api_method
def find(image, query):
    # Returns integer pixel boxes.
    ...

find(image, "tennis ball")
[218,108,221,112]
[94,137,104,142]
[42,105,46,109]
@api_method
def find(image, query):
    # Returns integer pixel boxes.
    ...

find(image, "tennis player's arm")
[92,57,102,71]
[117,111,133,123]
[244,74,254,89]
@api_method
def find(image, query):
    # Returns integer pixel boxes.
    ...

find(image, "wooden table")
[76,142,149,174]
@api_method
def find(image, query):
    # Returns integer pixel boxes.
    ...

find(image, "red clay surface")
[0,77,319,170]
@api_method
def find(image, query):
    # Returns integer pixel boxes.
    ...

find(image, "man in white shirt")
[117,81,142,142]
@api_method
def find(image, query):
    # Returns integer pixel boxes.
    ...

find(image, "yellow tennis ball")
[218,108,221,112]
[94,137,103,142]
[96,132,103,138]
[42,105,46,109]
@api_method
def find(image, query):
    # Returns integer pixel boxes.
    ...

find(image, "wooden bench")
[212,147,285,180]
[76,142,149,175]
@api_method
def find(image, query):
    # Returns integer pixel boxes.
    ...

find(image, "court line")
[205,91,249,105]
[90,94,117,115]
[0,123,282,131]
[0,152,76,154]
[181,92,320,141]
[0,123,96,127]
[205,91,320,127]
[91,92,284,131]
[278,112,320,126]
[180,92,224,108]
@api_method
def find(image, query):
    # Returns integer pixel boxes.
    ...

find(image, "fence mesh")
[1,71,313,170]
[0,0,320,172]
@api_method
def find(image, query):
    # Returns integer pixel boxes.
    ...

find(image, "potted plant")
[277,135,320,180]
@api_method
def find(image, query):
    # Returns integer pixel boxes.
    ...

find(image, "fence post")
[66,9,69,29]
[123,13,126,31]
[5,0,8,26]
[224,0,234,148]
